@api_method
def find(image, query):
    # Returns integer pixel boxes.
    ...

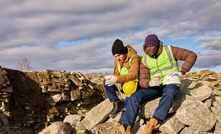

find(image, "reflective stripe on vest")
[142,45,179,83]
[116,54,139,82]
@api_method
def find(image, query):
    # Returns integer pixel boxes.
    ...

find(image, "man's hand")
[166,72,182,77]
[105,75,118,86]
[149,78,161,87]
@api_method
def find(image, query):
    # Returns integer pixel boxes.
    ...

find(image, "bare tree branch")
[16,58,32,71]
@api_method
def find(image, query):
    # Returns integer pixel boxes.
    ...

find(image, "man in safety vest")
[119,34,197,134]
[103,39,141,118]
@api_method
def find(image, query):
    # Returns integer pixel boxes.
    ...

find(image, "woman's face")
[144,44,158,58]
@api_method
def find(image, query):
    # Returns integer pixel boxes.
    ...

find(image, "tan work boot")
[141,118,158,134]
[119,125,132,134]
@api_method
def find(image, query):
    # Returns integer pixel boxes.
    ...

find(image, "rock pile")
[0,68,11,133]
[181,70,221,93]
[40,69,221,134]
[0,68,105,134]
[1,68,221,134]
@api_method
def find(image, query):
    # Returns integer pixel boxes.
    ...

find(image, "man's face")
[114,54,127,63]
[144,44,158,58]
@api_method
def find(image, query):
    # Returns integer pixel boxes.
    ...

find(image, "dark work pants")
[103,80,129,109]
[121,84,180,127]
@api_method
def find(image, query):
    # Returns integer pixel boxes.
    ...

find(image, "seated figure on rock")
[119,34,197,134]
[103,39,141,118]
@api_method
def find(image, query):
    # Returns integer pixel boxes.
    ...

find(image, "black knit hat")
[112,39,128,55]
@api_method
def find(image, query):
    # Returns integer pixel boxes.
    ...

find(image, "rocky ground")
[1,68,221,134]
[0,68,106,134]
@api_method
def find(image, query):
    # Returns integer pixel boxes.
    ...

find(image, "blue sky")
[0,0,221,73]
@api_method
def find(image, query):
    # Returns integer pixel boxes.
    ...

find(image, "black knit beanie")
[112,39,128,55]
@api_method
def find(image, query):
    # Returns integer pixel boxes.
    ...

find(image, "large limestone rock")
[176,99,217,132]
[75,122,87,134]
[81,99,113,130]
[139,97,161,119]
[39,122,74,134]
[214,121,221,134]
[180,127,204,134]
[159,116,185,134]
[190,85,212,101]
[91,121,120,134]
[63,114,82,126]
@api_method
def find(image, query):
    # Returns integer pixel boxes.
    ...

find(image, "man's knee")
[129,93,142,104]
[163,84,179,97]
[103,80,106,85]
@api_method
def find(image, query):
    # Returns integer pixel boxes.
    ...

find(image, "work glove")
[105,75,118,86]
[166,72,182,77]
[104,75,112,85]
[149,78,161,87]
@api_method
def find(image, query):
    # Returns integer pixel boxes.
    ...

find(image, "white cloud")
[0,0,221,72]
[197,36,221,50]
[194,36,215,42]
[194,50,221,68]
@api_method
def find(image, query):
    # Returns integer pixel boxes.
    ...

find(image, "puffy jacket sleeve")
[114,55,140,83]
[139,61,151,88]
[171,46,197,73]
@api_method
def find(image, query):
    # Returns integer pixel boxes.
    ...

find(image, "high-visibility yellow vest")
[116,54,142,97]
[142,45,179,84]
[116,54,142,82]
